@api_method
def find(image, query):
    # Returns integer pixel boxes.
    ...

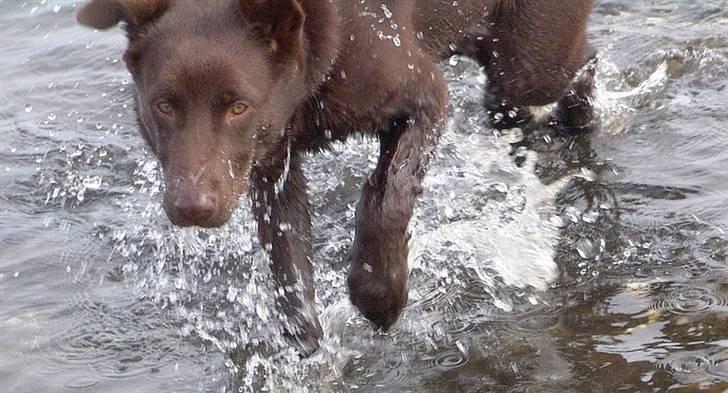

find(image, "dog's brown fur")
[77,0,595,353]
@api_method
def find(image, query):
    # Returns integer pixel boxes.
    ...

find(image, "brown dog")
[76,0,595,352]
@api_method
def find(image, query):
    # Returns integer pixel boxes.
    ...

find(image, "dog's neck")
[300,0,342,92]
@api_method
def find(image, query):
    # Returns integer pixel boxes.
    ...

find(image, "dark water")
[2,1,728,392]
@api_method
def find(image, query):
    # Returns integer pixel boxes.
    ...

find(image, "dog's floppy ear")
[76,0,169,32]
[237,0,306,63]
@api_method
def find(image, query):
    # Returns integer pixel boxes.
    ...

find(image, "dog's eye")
[156,100,173,115]
[231,101,248,116]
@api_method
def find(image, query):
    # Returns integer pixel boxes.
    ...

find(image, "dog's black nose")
[174,191,218,224]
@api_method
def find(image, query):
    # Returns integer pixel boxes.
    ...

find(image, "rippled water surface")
[2,1,728,392]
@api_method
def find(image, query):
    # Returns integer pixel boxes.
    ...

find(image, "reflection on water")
[1,0,728,392]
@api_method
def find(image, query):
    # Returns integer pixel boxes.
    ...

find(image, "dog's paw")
[276,296,323,357]
[286,326,322,358]
[484,92,534,130]
[346,260,409,330]
[549,57,598,133]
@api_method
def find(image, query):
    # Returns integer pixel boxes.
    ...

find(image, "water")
[1,1,728,392]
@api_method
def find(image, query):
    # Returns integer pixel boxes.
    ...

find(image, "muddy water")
[1,1,728,392]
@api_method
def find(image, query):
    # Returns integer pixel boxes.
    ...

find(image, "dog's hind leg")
[250,153,322,355]
[550,51,598,132]
[458,0,595,130]
[347,70,448,330]
[456,30,537,129]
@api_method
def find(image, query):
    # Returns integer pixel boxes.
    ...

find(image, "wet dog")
[76,0,595,353]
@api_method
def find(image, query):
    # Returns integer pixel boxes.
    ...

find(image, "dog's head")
[77,0,309,227]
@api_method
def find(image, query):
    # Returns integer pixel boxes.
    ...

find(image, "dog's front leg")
[348,107,445,330]
[250,153,322,354]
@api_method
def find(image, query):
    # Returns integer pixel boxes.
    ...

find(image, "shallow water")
[1,1,728,392]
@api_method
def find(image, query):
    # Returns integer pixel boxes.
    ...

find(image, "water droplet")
[582,211,599,223]
[576,238,595,259]
[515,146,528,158]
[83,176,103,190]
[24,104,33,113]
[549,215,565,227]
[565,206,581,223]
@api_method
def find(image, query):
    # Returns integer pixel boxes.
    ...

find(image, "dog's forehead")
[128,0,272,95]
[138,36,271,100]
